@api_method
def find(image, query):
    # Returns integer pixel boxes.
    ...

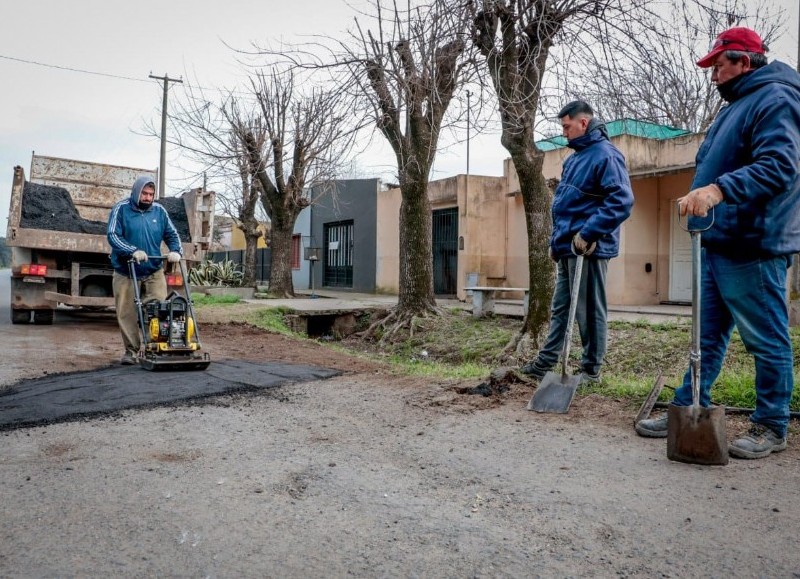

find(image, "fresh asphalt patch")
[0,360,341,431]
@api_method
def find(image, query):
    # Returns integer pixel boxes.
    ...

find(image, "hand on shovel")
[677,184,723,217]
[572,233,596,256]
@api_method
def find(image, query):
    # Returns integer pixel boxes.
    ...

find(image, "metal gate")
[432,207,458,296]
[323,221,353,288]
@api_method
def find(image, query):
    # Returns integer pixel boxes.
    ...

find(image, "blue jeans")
[673,251,794,438]
[535,257,608,376]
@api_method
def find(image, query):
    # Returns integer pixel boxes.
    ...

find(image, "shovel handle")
[690,229,702,409]
[560,254,584,379]
[677,202,715,232]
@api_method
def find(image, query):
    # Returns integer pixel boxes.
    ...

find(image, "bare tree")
[168,69,353,296]
[319,0,475,336]
[166,86,267,287]
[245,69,353,297]
[469,1,646,354]
[564,0,785,132]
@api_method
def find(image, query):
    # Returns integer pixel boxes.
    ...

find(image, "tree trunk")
[269,221,295,298]
[242,232,259,287]
[510,148,553,346]
[397,178,437,315]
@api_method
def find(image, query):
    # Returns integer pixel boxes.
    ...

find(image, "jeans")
[673,251,794,438]
[535,256,609,376]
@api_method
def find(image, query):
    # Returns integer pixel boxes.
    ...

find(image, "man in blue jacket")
[107,177,183,365]
[521,100,634,384]
[636,27,800,459]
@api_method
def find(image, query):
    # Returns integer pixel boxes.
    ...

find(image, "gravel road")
[1,271,798,577]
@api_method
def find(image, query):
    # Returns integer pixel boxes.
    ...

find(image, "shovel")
[667,210,728,465]
[528,254,584,413]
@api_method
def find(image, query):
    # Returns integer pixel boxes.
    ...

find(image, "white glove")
[132,250,148,263]
[167,251,182,263]
[572,233,596,256]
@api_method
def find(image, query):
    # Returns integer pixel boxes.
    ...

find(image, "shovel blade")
[527,372,579,413]
[667,403,728,465]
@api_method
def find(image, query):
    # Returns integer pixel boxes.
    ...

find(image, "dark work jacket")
[550,128,634,260]
[690,60,800,256]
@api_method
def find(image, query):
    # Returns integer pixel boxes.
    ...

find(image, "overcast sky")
[1,0,798,228]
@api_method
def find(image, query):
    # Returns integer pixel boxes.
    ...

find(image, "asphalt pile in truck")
[20,181,191,241]
[158,196,191,242]
[21,182,107,234]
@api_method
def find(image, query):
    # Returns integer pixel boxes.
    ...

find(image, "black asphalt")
[0,360,340,431]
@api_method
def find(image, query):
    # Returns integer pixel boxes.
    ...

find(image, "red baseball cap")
[697,27,767,68]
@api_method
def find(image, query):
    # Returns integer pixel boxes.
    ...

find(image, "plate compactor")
[129,257,211,371]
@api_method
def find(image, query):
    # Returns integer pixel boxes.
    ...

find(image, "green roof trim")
[536,119,691,152]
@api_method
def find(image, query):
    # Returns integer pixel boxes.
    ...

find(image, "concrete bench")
[464,286,529,317]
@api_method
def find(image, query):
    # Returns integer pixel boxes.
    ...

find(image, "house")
[304,179,383,293]
[213,216,269,251]
[376,119,704,306]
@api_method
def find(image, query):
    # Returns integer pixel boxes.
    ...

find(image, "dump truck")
[6,154,215,324]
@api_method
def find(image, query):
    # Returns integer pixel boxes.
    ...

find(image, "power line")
[0,54,151,83]
[0,53,257,98]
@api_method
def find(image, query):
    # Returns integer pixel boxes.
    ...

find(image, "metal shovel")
[667,213,728,465]
[528,254,584,413]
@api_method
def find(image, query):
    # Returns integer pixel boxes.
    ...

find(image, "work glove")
[572,233,596,256]
[132,250,148,263]
[167,251,182,263]
[678,183,723,217]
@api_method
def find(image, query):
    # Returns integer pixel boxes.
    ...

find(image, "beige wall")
[502,135,701,305]
[376,133,703,306]
[376,175,511,297]
[376,187,403,293]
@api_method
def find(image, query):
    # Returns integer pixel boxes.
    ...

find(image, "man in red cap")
[636,27,800,459]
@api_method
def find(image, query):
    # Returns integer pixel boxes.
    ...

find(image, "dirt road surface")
[1,289,798,576]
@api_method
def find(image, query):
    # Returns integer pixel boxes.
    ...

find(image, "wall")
[376,186,402,293]
[228,224,268,250]
[376,175,510,298]
[292,206,311,290]
[503,133,702,305]
[311,179,380,292]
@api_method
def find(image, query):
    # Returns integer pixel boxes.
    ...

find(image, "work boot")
[120,352,137,366]
[635,414,668,438]
[729,424,787,460]
[519,360,550,380]
[579,371,601,386]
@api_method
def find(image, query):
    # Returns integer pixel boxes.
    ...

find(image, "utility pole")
[466,90,471,177]
[148,73,183,199]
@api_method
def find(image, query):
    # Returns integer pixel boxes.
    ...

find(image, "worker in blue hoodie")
[636,27,800,459]
[521,100,634,384]
[107,176,183,365]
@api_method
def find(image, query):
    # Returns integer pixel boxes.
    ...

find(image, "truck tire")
[11,309,31,324]
[33,309,55,325]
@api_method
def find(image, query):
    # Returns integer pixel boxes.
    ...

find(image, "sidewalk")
[246,289,691,324]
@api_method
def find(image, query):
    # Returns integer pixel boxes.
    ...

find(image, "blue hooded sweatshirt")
[107,176,183,277]
[690,60,800,256]
[550,123,635,259]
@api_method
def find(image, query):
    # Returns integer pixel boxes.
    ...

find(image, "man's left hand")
[167,252,182,263]
[572,233,596,256]
[678,184,723,217]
